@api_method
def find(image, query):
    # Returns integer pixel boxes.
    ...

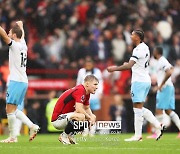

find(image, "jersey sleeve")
[130,48,141,62]
[9,40,18,51]
[20,38,26,44]
[72,88,86,104]
[84,94,90,106]
[161,58,172,71]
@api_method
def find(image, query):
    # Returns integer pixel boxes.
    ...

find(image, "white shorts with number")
[51,112,74,130]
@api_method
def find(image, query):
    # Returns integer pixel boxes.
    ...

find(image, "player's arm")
[0,26,11,45]
[159,67,174,91]
[107,60,135,72]
[75,103,91,120]
[16,21,25,39]
[84,105,96,124]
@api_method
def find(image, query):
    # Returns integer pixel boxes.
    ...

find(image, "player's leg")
[164,86,180,138]
[165,109,180,138]
[15,118,22,136]
[64,113,86,144]
[52,112,86,144]
[143,107,165,140]
[88,98,100,136]
[14,102,24,136]
[0,104,18,143]
[125,82,146,141]
[15,83,40,141]
[156,109,164,123]
[8,81,39,141]
[146,109,164,139]
[0,81,19,143]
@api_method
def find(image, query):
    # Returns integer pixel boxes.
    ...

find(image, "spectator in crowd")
[168,34,180,66]
[27,101,40,126]
[109,94,126,133]
[112,32,127,65]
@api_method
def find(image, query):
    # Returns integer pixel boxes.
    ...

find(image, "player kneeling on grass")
[51,75,97,144]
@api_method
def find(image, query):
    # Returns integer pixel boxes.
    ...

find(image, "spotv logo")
[97,121,121,130]
[73,121,89,129]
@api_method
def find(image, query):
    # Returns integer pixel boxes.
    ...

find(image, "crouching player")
[51,75,97,144]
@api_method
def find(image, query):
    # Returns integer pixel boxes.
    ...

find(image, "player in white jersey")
[0,21,39,143]
[152,47,180,138]
[107,30,165,141]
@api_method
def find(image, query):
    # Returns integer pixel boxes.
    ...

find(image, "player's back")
[131,42,151,83]
[156,56,173,86]
[51,84,89,122]
[9,39,28,83]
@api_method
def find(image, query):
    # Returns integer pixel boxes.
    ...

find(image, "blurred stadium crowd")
[0,0,180,133]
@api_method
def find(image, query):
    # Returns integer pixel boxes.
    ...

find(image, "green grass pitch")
[0,133,179,154]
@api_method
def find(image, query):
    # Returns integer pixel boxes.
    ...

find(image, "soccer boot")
[177,132,180,139]
[0,137,18,143]
[124,136,142,142]
[68,134,78,144]
[146,133,157,139]
[156,124,166,141]
[58,132,71,145]
[29,124,40,141]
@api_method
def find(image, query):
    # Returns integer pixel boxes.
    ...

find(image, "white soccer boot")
[58,132,71,145]
[156,124,166,141]
[124,136,142,142]
[68,134,78,144]
[0,137,18,143]
[29,124,40,141]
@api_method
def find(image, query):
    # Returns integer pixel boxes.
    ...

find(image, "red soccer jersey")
[51,84,90,122]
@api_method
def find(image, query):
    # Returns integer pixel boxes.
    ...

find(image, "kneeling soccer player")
[51,75,97,144]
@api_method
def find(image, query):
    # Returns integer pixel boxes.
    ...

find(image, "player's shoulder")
[137,42,149,50]
[94,68,101,73]
[75,84,85,92]
[159,56,169,63]
[78,68,86,73]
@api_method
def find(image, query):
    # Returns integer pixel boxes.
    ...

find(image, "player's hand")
[107,66,116,72]
[152,86,158,93]
[158,85,163,92]
[88,114,96,126]
[123,62,128,65]
[16,21,23,27]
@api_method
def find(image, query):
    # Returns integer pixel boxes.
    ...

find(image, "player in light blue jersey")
[0,21,39,143]
[107,30,165,141]
[152,47,180,138]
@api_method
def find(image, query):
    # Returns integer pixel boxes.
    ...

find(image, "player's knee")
[6,104,17,114]
[93,114,96,120]
[71,113,85,121]
[79,113,86,121]
[165,110,172,115]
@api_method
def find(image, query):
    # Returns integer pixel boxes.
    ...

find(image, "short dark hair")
[84,75,99,83]
[12,24,22,39]
[154,46,163,55]
[134,29,144,41]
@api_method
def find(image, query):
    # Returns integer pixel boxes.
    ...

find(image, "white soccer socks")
[133,108,143,138]
[15,109,33,128]
[7,112,17,139]
[14,118,23,136]
[169,111,180,131]
[142,107,161,129]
